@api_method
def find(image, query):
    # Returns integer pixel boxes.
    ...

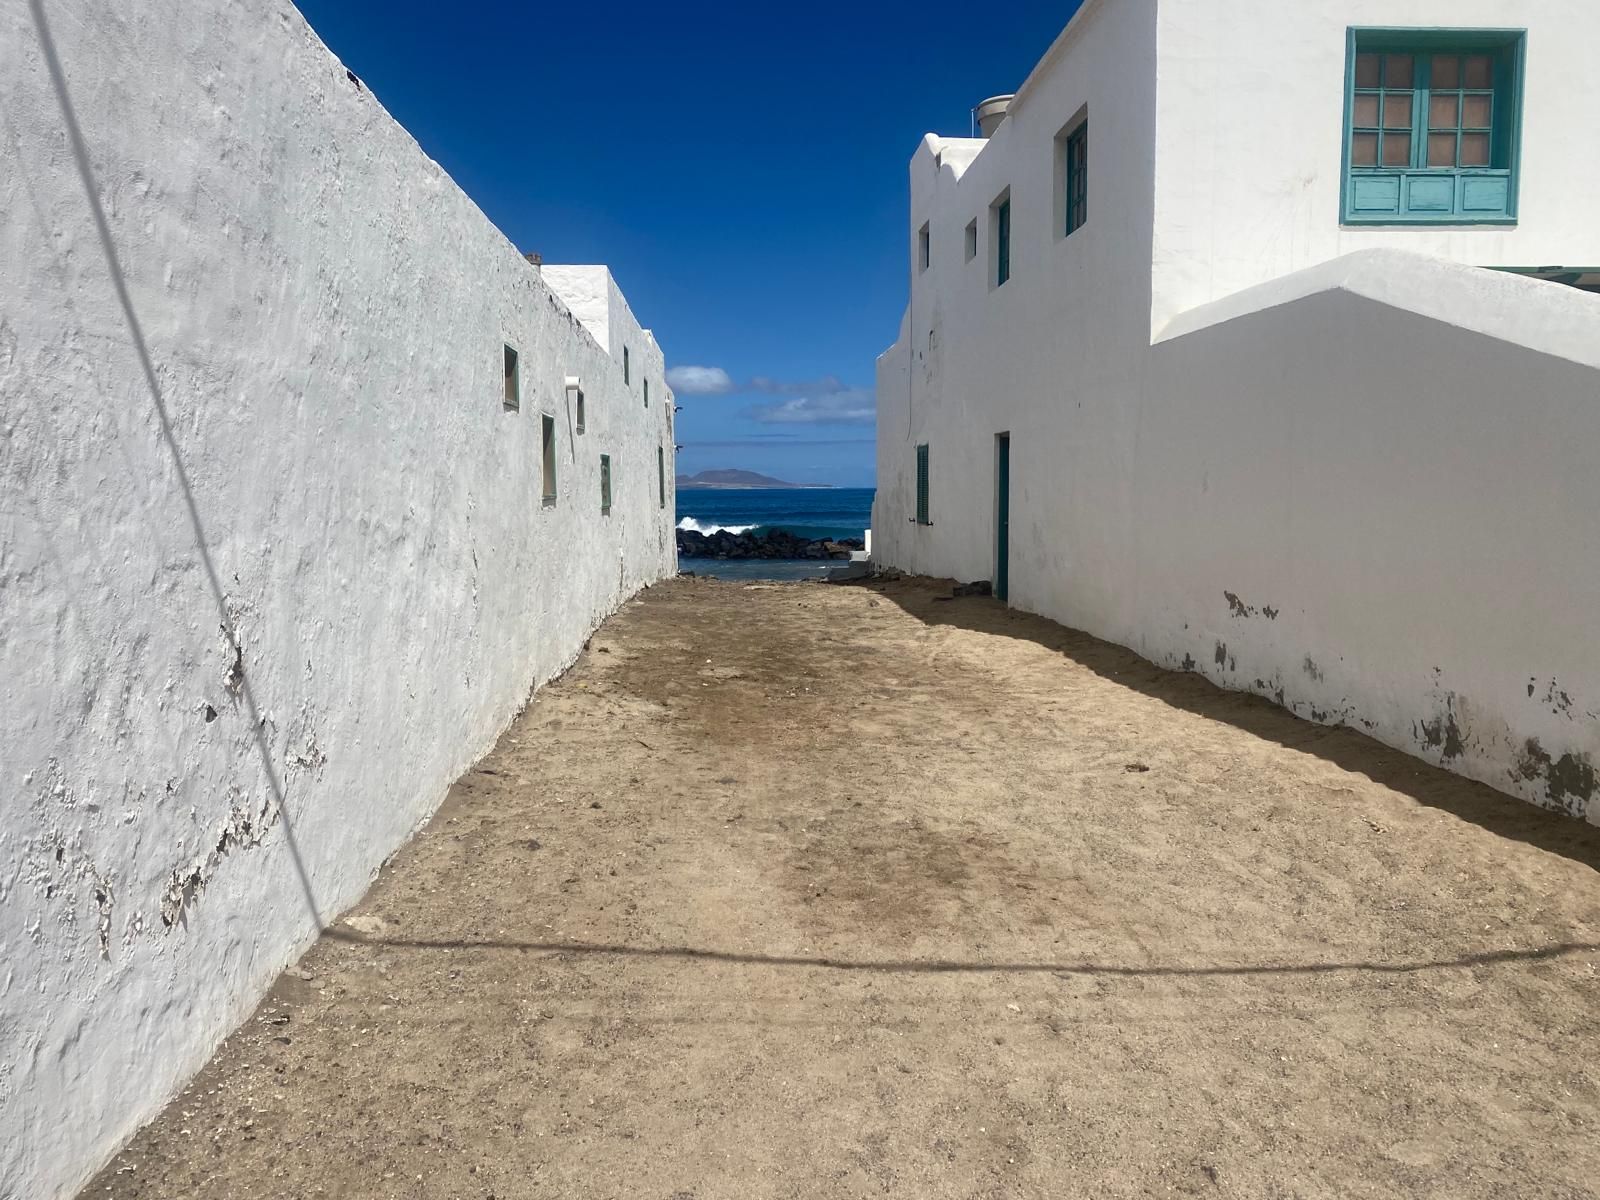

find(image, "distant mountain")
[675,469,830,489]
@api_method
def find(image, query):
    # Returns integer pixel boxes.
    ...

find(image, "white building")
[876,0,1600,819]
[1,3,675,1196]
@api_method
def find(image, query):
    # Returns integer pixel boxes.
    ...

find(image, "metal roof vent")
[975,95,1015,138]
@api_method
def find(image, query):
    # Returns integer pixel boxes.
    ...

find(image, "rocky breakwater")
[677,527,865,561]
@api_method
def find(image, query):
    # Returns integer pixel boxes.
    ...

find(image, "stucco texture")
[876,0,1600,823]
[0,2,675,1196]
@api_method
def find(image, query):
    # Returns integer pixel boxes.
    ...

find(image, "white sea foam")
[676,517,757,536]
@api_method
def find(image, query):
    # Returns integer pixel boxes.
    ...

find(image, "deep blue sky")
[294,1,1079,486]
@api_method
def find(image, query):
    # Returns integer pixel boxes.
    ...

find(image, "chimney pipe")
[974,94,1015,138]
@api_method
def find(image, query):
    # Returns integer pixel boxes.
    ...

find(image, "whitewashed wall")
[544,264,678,502]
[1152,0,1600,329]
[876,0,1600,822]
[0,2,676,1196]
[1141,251,1600,817]
[875,0,1160,644]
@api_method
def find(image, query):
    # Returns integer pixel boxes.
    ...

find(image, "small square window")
[964,219,978,262]
[990,191,1011,288]
[600,453,612,515]
[1065,123,1088,235]
[1053,113,1089,239]
[541,415,557,503]
[918,222,930,272]
[503,345,520,411]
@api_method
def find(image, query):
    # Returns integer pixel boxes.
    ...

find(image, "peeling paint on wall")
[1513,738,1597,818]
[1222,591,1280,621]
[157,792,283,930]
[92,876,114,960]
[1224,591,1252,618]
[1416,701,1467,762]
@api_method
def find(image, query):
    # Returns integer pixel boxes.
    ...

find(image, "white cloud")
[665,366,871,422]
[749,374,847,396]
[664,365,735,395]
[743,388,876,426]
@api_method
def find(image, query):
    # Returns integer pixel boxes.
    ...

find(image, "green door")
[996,433,1010,602]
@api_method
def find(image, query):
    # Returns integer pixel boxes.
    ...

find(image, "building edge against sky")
[875,0,1600,819]
[1,2,675,1197]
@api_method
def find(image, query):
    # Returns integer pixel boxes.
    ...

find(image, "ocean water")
[676,486,874,581]
[675,486,875,542]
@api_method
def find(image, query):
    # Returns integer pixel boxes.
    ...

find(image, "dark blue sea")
[676,486,874,581]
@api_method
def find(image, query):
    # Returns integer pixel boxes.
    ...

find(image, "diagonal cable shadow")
[29,0,322,926]
[322,929,1599,978]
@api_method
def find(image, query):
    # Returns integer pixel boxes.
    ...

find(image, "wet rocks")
[676,528,865,561]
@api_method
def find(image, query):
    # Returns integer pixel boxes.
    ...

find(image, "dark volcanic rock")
[676,528,865,562]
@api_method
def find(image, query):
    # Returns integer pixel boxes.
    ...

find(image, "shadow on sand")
[845,575,1600,877]
[323,926,1600,980]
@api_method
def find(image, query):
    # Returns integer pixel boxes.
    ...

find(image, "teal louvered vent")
[915,444,930,526]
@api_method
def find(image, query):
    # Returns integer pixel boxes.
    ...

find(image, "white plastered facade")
[0,2,676,1196]
[876,0,1600,821]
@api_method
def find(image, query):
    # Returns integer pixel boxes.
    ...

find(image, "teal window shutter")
[1343,29,1524,225]
[996,200,1011,286]
[1065,124,1088,235]
[915,444,930,525]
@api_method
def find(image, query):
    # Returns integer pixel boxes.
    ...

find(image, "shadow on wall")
[28,0,323,924]
[851,577,1600,877]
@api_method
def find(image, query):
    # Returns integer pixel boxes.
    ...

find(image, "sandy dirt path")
[86,576,1600,1200]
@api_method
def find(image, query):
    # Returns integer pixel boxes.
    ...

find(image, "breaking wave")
[676,517,758,536]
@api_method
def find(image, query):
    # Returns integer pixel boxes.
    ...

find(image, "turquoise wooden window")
[600,454,612,514]
[915,444,930,525]
[995,199,1011,286]
[1065,124,1087,235]
[1343,29,1524,225]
